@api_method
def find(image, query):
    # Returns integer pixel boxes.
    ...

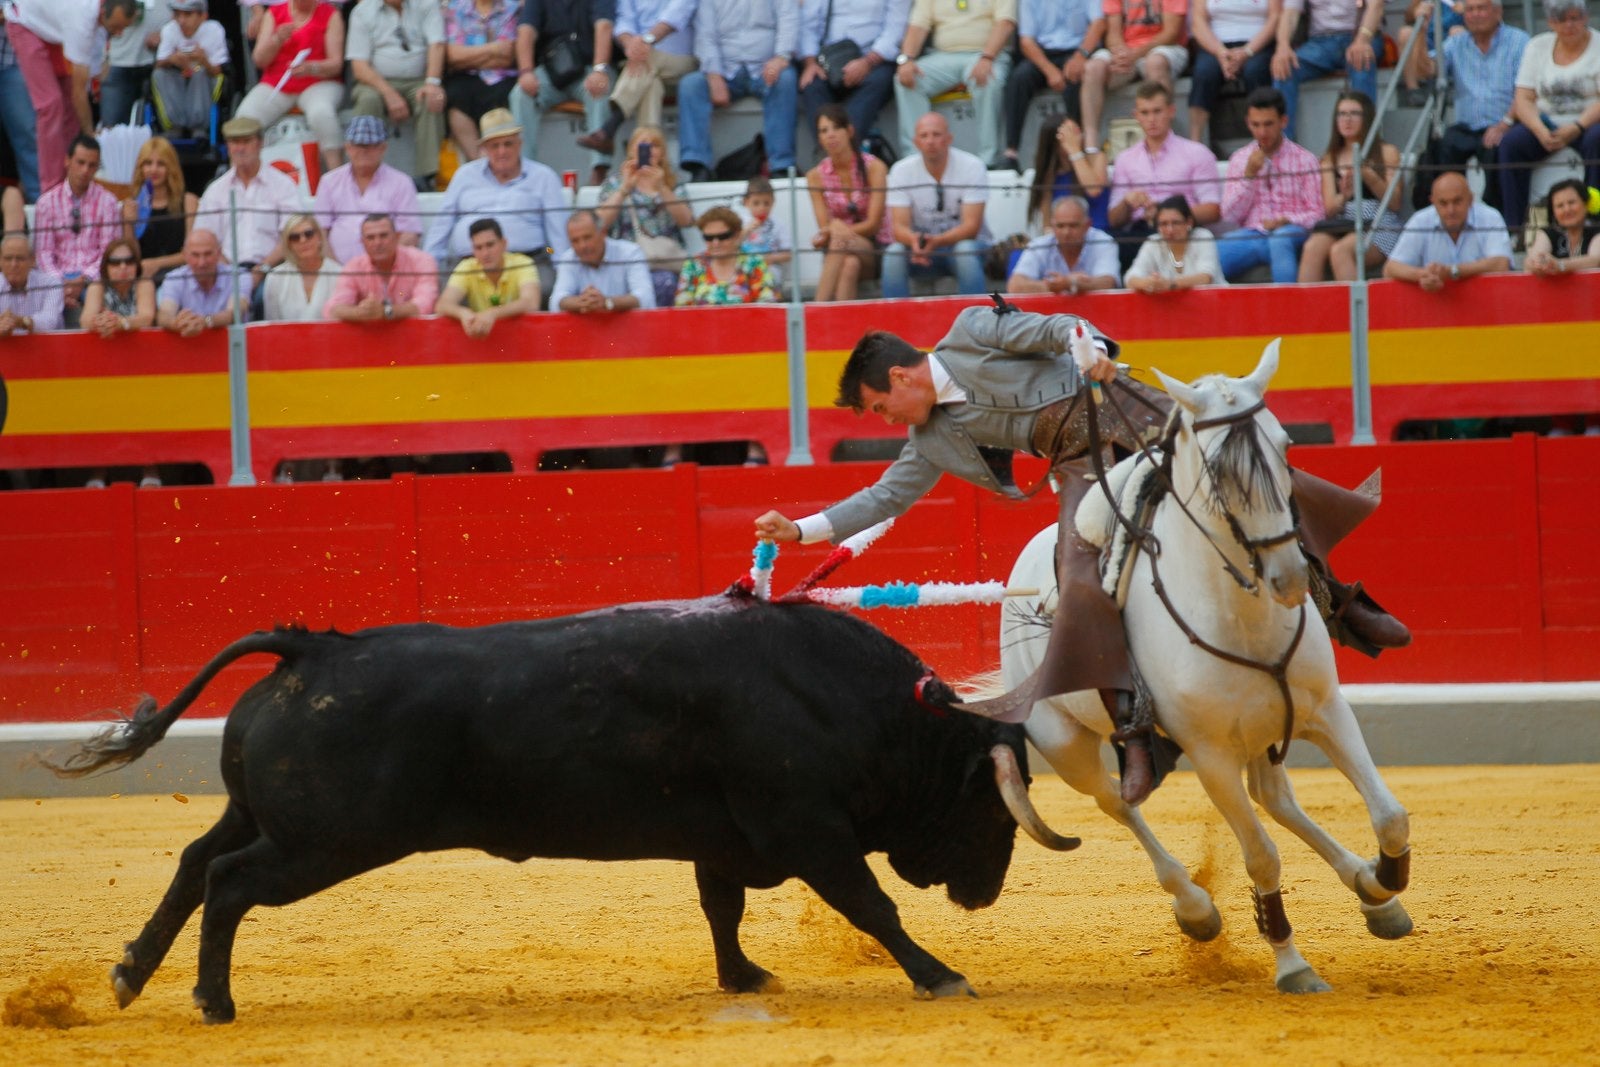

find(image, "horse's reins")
[1083,381,1307,764]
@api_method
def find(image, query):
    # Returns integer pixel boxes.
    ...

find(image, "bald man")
[882,112,994,298]
[1383,172,1512,292]
[157,229,252,335]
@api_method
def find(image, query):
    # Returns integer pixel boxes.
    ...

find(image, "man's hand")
[1064,51,1087,83]
[624,35,651,68]
[896,58,919,88]
[707,72,730,107]
[354,295,385,321]
[1083,349,1118,384]
[799,57,823,90]
[462,311,494,338]
[1482,123,1507,150]
[385,87,412,121]
[583,67,610,97]
[1271,45,1297,81]
[1109,46,1137,76]
[518,68,541,97]
[1345,35,1375,72]
[754,510,801,542]
[1245,145,1267,176]
[970,55,994,88]
[762,56,787,87]
[0,310,18,335]
[842,56,871,87]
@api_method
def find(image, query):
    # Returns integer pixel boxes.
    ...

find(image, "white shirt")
[195,164,308,265]
[6,0,104,66]
[156,18,229,65]
[886,147,993,244]
[548,239,656,308]
[1124,228,1226,284]
[1514,29,1600,127]
[108,0,170,68]
[262,259,343,321]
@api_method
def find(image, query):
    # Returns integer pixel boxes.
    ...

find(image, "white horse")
[1001,341,1412,994]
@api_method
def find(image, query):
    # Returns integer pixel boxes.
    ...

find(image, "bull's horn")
[990,744,1080,852]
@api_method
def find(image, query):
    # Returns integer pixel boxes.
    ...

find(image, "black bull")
[50,595,1078,1023]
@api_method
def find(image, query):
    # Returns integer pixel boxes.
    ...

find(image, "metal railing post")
[226,190,256,485]
[783,166,814,465]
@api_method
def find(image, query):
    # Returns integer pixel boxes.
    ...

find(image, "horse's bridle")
[1189,399,1302,587]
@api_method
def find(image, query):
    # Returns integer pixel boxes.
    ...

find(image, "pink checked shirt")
[32,180,121,281]
[1221,137,1324,233]
[323,245,439,316]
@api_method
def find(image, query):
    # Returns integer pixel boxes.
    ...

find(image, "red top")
[260,2,337,96]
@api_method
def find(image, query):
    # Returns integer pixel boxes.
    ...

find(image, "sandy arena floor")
[3,765,1597,1065]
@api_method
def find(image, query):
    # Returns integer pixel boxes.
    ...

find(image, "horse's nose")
[1268,570,1308,608]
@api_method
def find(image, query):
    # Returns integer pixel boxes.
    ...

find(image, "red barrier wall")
[2,436,1596,724]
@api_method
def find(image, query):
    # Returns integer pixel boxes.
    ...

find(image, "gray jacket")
[823,306,1117,542]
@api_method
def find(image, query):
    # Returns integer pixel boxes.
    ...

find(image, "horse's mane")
[1182,378,1288,518]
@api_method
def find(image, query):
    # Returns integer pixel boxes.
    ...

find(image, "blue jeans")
[1217,225,1308,283]
[881,239,989,298]
[800,61,897,151]
[99,64,151,129]
[0,58,39,201]
[508,65,612,168]
[1272,33,1378,141]
[677,64,799,171]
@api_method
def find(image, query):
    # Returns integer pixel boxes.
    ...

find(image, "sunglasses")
[71,206,82,236]
[934,182,946,213]
[396,25,410,51]
[106,256,138,266]
[287,229,318,242]
[701,229,736,242]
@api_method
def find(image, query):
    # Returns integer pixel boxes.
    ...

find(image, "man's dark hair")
[1245,86,1287,116]
[102,0,143,20]
[1133,81,1172,106]
[69,134,101,158]
[468,217,504,240]
[834,331,926,411]
[361,212,395,230]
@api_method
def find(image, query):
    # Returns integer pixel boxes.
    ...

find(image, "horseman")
[754,299,1410,806]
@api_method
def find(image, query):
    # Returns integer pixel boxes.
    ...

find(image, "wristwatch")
[896,53,910,65]
[641,32,657,45]
[592,63,608,72]
[1449,264,1460,281]
[604,296,615,311]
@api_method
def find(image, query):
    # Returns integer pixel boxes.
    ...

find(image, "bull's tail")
[44,630,303,779]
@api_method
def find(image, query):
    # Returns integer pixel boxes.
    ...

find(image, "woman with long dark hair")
[1298,90,1404,281]
[1025,116,1110,235]
[805,104,892,302]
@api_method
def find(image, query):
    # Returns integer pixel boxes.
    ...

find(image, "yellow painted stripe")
[1369,322,1600,386]
[5,373,234,433]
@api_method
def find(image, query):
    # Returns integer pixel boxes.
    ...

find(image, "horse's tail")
[43,630,303,779]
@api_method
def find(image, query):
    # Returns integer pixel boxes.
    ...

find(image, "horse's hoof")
[1175,901,1223,942]
[110,967,140,1009]
[1362,897,1414,940]
[1276,967,1332,994]
[914,977,978,999]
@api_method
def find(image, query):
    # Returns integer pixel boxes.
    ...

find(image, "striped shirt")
[1221,137,1323,231]
[33,181,121,282]
[1442,25,1529,131]
[0,269,67,332]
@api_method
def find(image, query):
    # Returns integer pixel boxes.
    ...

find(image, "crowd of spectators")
[0,0,1594,345]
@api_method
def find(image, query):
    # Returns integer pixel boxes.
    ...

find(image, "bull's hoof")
[1175,901,1223,942]
[1275,967,1332,995]
[1362,897,1414,941]
[193,990,236,1024]
[719,965,783,995]
[110,965,141,1009]
[914,977,978,999]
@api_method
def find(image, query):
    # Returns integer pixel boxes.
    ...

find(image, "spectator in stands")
[1125,192,1225,290]
[442,0,520,162]
[157,228,249,333]
[1425,0,1527,214]
[1026,116,1110,233]
[262,214,341,321]
[894,0,1016,170]
[151,0,228,138]
[1382,171,1512,288]
[675,0,798,185]
[100,0,168,130]
[998,0,1102,171]
[1396,0,1465,102]
[1217,86,1322,282]
[32,134,119,327]
[797,0,905,145]
[327,212,439,321]
[550,207,655,311]
[575,0,699,155]
[594,123,693,307]
[1497,0,1600,238]
[1522,178,1600,274]
[805,104,891,303]
[674,204,779,304]
[346,0,447,190]
[195,117,306,295]
[0,232,63,334]
[1005,193,1120,293]
[1299,90,1403,281]
[1270,0,1383,139]
[6,0,141,195]
[81,237,156,335]
[237,0,348,173]
[882,112,991,298]
[0,18,41,201]
[511,0,616,187]
[315,116,423,267]
[1080,0,1188,153]
[436,217,541,337]
[424,108,570,297]
[122,136,197,285]
[1187,0,1279,147]
[737,175,791,282]
[1105,82,1222,272]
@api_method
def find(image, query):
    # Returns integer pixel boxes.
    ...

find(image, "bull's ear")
[1153,367,1202,414]
[1243,338,1282,396]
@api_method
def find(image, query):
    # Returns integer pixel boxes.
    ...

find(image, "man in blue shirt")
[157,229,251,334]
[550,208,655,310]
[675,0,797,183]
[1420,0,1528,211]
[796,0,910,144]
[999,0,1102,171]
[1383,172,1512,290]
[424,108,571,301]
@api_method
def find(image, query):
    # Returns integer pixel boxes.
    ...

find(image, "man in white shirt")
[5,0,140,193]
[882,112,991,298]
[1382,172,1512,290]
[194,115,308,302]
[1006,194,1120,294]
[550,208,655,311]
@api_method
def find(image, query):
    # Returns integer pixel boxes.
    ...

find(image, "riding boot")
[1316,571,1412,655]
[1101,688,1155,806]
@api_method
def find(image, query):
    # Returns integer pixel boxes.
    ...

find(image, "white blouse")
[1124,228,1227,285]
[262,259,343,321]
